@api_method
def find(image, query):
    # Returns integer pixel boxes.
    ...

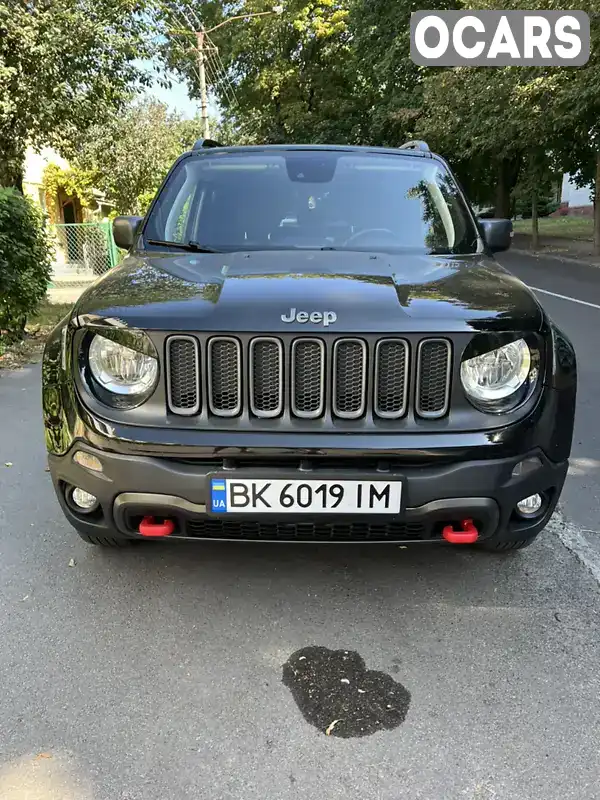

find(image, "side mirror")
[113,216,143,251]
[478,218,513,253]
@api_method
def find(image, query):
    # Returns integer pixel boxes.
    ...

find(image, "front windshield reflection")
[142,151,482,257]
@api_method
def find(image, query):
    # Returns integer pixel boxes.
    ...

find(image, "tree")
[74,99,230,215]
[545,8,600,253]
[417,67,527,218]
[0,0,157,187]
[157,0,531,214]
[348,0,460,147]
[161,0,365,145]
[161,0,600,250]
[417,1,600,238]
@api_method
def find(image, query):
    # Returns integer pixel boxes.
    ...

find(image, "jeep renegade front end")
[42,141,577,552]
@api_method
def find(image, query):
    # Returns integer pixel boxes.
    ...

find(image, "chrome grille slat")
[416,339,451,419]
[208,337,242,417]
[332,338,367,419]
[249,337,283,418]
[166,335,200,415]
[291,338,325,419]
[374,339,409,419]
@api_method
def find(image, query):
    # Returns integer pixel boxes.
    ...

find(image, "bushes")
[0,188,52,344]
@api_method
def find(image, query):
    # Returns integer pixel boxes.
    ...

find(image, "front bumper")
[48,444,568,544]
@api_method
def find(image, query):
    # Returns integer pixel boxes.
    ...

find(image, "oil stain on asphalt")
[282,646,411,738]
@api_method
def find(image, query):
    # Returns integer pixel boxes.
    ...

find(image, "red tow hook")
[139,516,175,538]
[442,518,479,545]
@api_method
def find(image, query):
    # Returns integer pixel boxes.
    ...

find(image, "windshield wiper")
[146,239,221,253]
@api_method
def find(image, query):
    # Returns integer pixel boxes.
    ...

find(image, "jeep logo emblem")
[281,308,337,327]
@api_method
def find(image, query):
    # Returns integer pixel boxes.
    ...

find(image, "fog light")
[71,487,98,511]
[73,451,103,473]
[516,493,543,518]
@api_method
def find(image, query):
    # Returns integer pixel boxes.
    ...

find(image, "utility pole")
[170,7,282,138]
[196,30,210,139]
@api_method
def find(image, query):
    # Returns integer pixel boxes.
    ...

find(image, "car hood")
[72,250,543,334]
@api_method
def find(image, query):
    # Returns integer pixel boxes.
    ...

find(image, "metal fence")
[50,222,119,280]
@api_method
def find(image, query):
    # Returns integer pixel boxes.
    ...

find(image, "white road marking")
[548,511,600,587]
[529,286,600,310]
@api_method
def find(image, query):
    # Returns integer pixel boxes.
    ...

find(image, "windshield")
[143,150,482,256]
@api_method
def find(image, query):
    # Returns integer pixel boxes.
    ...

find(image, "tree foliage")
[74,99,229,215]
[349,0,461,147]
[417,2,600,221]
[161,0,457,146]
[0,0,157,187]
[161,0,366,144]
[42,163,97,209]
[160,2,599,239]
[0,188,52,343]
[3,0,598,247]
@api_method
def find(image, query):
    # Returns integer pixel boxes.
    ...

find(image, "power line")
[205,48,238,109]
[163,0,271,133]
[168,5,195,36]
[168,37,204,100]
[207,57,237,110]
[205,34,239,108]
[202,54,229,105]
[184,2,204,33]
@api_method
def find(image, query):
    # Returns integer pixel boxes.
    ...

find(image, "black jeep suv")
[42,140,576,551]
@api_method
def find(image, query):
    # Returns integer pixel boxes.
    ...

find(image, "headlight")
[461,338,537,412]
[88,334,158,399]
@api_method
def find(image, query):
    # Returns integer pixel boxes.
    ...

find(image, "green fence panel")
[51,222,118,279]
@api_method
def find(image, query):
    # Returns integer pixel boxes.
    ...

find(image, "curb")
[511,247,600,269]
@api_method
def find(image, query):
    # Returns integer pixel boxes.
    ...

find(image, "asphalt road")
[499,250,600,540]
[1,250,600,800]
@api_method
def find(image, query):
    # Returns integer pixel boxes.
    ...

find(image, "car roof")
[186,142,437,160]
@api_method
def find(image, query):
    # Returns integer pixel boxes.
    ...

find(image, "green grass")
[512,216,593,240]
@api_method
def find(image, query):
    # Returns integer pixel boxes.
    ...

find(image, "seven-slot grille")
[166,335,452,421]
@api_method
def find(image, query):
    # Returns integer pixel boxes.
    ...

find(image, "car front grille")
[332,339,367,419]
[165,336,200,415]
[183,518,431,543]
[374,339,409,418]
[208,337,242,416]
[165,335,452,423]
[291,338,325,418]
[249,338,283,418]
[416,339,452,418]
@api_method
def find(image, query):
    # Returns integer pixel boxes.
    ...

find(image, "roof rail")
[399,140,430,153]
[192,138,223,151]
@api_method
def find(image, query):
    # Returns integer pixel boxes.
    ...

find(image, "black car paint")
[41,143,577,546]
[42,250,576,469]
[70,251,543,335]
[42,315,575,463]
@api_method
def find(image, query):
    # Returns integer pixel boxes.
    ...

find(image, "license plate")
[209,478,402,515]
